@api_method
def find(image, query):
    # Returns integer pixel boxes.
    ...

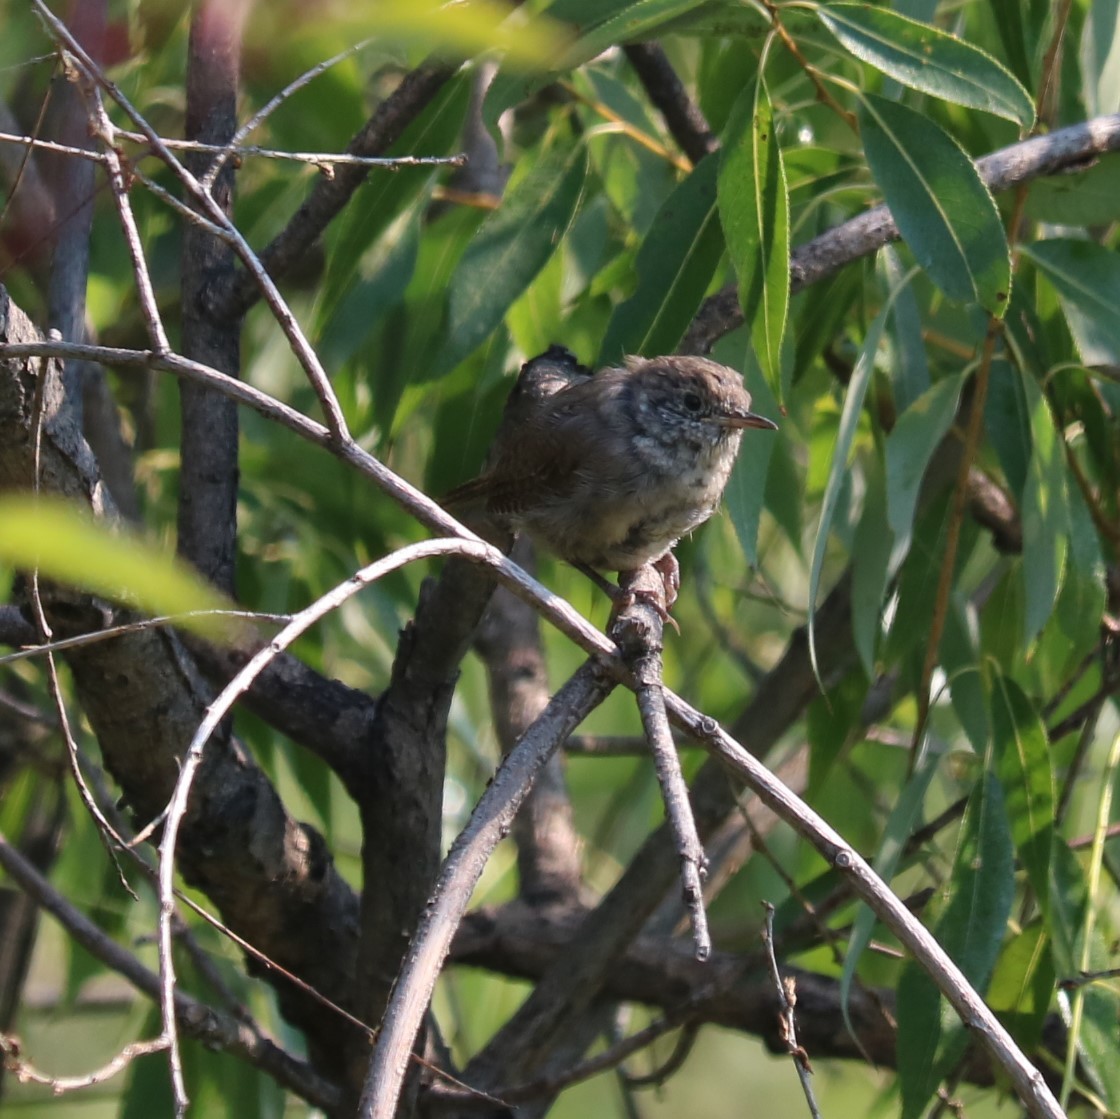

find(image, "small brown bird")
[446,350,777,607]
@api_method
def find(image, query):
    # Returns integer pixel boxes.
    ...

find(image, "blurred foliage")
[1,0,1120,1116]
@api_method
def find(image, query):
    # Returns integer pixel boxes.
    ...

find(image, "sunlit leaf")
[342,0,570,68]
[718,72,789,396]
[820,4,1035,126]
[808,305,886,683]
[987,924,1054,1053]
[1080,0,1120,117]
[0,496,231,639]
[859,94,1011,315]
[1024,239,1120,366]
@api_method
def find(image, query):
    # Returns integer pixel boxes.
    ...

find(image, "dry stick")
[1,1034,170,1094]
[0,834,341,1111]
[85,89,169,351]
[33,0,349,440]
[613,568,710,961]
[0,130,461,170]
[761,902,822,1119]
[359,661,613,1119]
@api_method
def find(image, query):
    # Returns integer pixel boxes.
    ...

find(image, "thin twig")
[0,610,291,665]
[0,127,464,168]
[614,566,710,961]
[1,1033,169,1094]
[85,88,169,352]
[761,902,822,1119]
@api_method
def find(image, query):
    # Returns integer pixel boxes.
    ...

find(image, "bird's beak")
[721,410,778,431]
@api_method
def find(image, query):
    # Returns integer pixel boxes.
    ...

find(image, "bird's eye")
[683,391,703,412]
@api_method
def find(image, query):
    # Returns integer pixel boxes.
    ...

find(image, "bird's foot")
[615,564,680,634]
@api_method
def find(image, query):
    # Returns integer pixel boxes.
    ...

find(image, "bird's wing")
[444,377,614,518]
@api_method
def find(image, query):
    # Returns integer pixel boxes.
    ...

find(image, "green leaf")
[1048,840,1120,1108]
[317,209,420,370]
[988,0,1037,89]
[987,924,1054,1053]
[722,355,779,567]
[885,372,965,569]
[808,305,887,682]
[898,771,1014,1119]
[1024,239,1120,366]
[989,672,1054,905]
[984,358,1032,501]
[1026,157,1120,227]
[556,0,719,68]
[1018,368,1068,644]
[0,496,231,639]
[881,248,929,412]
[1080,0,1120,117]
[320,72,471,320]
[841,744,939,1036]
[850,457,890,675]
[858,94,1011,315]
[718,73,790,397]
[440,138,587,375]
[819,4,1035,126]
[599,153,725,364]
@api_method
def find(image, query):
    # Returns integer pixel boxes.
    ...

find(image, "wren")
[445,349,777,604]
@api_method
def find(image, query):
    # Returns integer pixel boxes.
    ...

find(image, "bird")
[444,349,777,610]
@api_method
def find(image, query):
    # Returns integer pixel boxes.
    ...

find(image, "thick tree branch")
[177,0,249,596]
[624,43,717,165]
